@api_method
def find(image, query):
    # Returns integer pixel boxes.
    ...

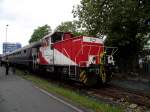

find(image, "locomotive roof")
[42,32,72,40]
[3,32,71,57]
[4,40,42,56]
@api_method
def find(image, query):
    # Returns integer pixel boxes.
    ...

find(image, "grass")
[16,70,123,112]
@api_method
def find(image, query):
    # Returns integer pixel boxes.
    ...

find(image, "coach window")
[24,50,26,54]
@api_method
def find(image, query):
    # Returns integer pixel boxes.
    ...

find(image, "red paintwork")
[38,32,104,67]
[38,48,49,64]
[53,36,104,67]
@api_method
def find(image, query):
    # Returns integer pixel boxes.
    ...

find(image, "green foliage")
[73,0,150,71]
[29,24,52,43]
[55,20,86,36]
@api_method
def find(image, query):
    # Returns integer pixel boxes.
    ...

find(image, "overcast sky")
[0,0,80,54]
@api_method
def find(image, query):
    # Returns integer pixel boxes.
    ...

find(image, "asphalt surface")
[0,66,83,112]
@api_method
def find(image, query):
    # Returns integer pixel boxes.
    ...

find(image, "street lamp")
[5,24,9,54]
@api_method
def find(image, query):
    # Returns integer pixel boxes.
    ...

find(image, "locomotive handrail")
[75,44,104,59]
[104,47,118,56]
[63,48,71,59]
[82,44,105,56]
[75,46,83,63]
[63,48,71,76]
[75,44,104,67]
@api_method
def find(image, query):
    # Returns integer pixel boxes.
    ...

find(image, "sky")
[0,0,80,54]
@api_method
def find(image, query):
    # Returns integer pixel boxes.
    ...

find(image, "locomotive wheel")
[105,70,112,82]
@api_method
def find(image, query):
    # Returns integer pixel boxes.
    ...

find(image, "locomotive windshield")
[51,32,64,43]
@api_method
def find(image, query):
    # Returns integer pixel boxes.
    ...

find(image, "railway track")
[56,79,150,109]
[43,74,150,108]
[19,69,150,110]
[89,84,150,107]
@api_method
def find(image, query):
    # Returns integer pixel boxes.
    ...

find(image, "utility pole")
[5,24,9,54]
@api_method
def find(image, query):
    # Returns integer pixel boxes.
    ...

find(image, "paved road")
[0,67,84,112]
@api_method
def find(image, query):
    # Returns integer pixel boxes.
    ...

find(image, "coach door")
[32,48,38,70]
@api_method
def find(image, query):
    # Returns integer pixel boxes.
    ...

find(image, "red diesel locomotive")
[2,32,116,86]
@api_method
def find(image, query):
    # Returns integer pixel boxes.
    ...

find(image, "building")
[3,42,22,54]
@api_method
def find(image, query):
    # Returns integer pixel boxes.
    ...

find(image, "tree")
[29,24,52,43]
[55,20,86,36]
[73,0,150,72]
